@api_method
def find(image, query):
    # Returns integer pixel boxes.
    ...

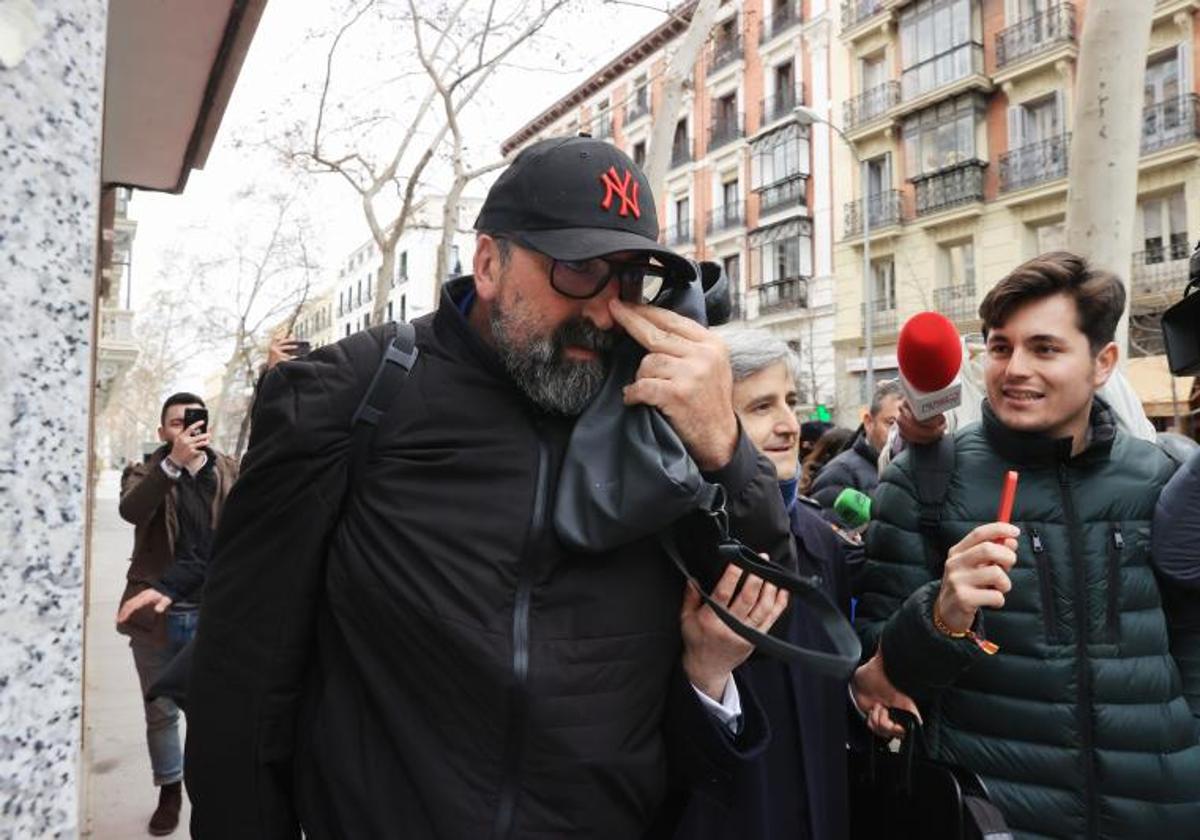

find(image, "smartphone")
[182,407,208,435]
[291,340,312,358]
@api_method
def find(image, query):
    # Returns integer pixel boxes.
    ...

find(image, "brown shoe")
[148,781,181,836]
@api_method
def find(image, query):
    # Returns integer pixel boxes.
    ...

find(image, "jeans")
[129,607,198,786]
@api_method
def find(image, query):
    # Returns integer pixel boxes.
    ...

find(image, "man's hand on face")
[169,421,211,468]
[851,648,921,739]
[609,299,739,471]
[934,522,1019,633]
[680,562,789,702]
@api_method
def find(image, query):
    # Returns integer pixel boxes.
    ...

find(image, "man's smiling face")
[983,292,1116,443]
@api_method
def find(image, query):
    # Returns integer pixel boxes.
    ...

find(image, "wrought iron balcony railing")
[901,42,985,102]
[706,201,745,234]
[665,220,694,246]
[844,81,900,130]
[995,3,1076,70]
[1131,248,1191,311]
[912,160,986,217]
[761,88,799,124]
[760,2,801,42]
[861,300,899,335]
[933,283,979,323]
[709,113,745,151]
[841,0,885,32]
[844,189,905,237]
[758,175,806,215]
[1141,94,1200,155]
[998,133,1070,192]
[758,276,809,315]
[707,34,744,75]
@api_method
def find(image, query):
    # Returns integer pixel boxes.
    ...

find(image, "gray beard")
[489,297,614,416]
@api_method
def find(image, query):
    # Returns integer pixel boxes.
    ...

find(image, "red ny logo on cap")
[599,166,641,219]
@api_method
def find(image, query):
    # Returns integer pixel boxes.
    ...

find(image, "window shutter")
[1007,104,1024,150]
[1178,41,1193,94]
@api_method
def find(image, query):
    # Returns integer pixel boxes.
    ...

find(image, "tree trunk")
[433,182,469,303]
[372,244,398,325]
[642,0,721,200]
[1064,0,1155,359]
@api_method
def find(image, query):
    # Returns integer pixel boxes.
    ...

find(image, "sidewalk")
[82,469,190,837]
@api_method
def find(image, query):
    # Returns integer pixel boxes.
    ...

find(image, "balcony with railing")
[1141,95,1200,156]
[670,138,694,169]
[999,133,1070,193]
[707,201,745,235]
[707,34,744,75]
[758,174,806,215]
[594,115,613,140]
[844,81,900,132]
[841,0,886,33]
[758,276,809,315]
[900,42,986,105]
[912,160,986,217]
[709,113,745,151]
[1131,247,1191,312]
[665,220,694,246]
[844,189,905,238]
[760,2,801,42]
[625,96,651,124]
[861,300,899,335]
[995,3,1076,72]
[761,87,799,125]
[933,283,979,323]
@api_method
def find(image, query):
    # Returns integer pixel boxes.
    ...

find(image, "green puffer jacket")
[857,400,1200,839]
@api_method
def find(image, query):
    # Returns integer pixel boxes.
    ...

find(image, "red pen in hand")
[994,471,1019,539]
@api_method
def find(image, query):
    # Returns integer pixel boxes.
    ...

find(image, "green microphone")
[833,488,872,530]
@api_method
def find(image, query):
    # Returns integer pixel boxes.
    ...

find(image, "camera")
[1161,240,1200,375]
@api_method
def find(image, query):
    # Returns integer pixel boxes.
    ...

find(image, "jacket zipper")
[1058,463,1098,839]
[492,434,550,840]
[1106,525,1124,644]
[1029,528,1057,644]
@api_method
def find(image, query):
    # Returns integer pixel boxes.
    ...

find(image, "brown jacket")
[118,445,239,605]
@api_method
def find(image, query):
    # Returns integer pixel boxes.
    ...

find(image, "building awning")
[1126,355,1196,417]
[102,0,268,193]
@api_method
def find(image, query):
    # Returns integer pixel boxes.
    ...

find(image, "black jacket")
[809,429,880,513]
[185,279,794,839]
[1153,446,1200,718]
[673,495,857,840]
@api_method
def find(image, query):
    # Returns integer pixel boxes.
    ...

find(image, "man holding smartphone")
[116,392,239,835]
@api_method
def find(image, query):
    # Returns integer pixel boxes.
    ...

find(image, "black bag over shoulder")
[848,709,1011,840]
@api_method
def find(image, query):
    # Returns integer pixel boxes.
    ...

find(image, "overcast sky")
[127,0,668,327]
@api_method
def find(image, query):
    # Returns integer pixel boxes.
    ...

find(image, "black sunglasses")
[500,236,669,304]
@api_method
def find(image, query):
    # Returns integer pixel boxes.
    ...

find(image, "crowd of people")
[111,137,1199,839]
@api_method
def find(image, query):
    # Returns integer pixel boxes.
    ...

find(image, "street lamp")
[793,104,876,400]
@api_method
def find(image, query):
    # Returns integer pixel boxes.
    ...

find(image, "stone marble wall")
[0,1,108,835]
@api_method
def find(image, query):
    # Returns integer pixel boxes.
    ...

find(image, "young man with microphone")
[855,252,1200,838]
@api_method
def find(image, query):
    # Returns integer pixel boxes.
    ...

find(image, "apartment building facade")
[333,196,481,339]
[831,0,1199,426]
[501,0,843,414]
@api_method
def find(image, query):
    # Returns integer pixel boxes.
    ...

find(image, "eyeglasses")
[499,235,668,303]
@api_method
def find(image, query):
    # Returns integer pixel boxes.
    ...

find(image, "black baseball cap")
[474,135,694,283]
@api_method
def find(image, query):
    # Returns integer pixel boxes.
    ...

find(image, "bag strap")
[963,797,1013,839]
[347,322,419,489]
[659,492,862,680]
[910,436,956,577]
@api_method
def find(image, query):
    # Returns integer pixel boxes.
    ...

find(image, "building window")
[872,257,896,310]
[723,253,741,285]
[722,178,740,210]
[1009,92,1063,148]
[752,123,809,189]
[345,323,351,337]
[387,301,393,322]
[450,244,462,275]
[356,279,362,306]
[899,0,978,101]
[671,119,690,165]
[401,294,407,322]
[751,218,813,285]
[633,140,646,168]
[939,240,975,301]
[903,94,980,177]
[366,274,373,300]
[1145,48,1183,107]
[1138,189,1189,263]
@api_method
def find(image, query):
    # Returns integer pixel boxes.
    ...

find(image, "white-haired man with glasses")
[186,136,796,838]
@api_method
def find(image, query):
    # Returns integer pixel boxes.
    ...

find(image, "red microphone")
[897,311,964,421]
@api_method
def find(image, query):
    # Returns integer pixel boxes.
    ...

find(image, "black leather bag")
[554,262,862,679]
[848,709,1012,840]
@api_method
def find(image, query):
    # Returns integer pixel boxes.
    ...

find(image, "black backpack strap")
[963,796,1013,839]
[347,322,419,488]
[909,435,956,577]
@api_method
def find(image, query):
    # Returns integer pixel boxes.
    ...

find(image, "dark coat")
[673,495,858,840]
[184,278,794,839]
[117,445,238,604]
[809,430,880,512]
[857,400,1200,838]
[1153,446,1200,718]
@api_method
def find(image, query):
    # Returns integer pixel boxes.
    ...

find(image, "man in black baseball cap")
[186,134,794,838]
